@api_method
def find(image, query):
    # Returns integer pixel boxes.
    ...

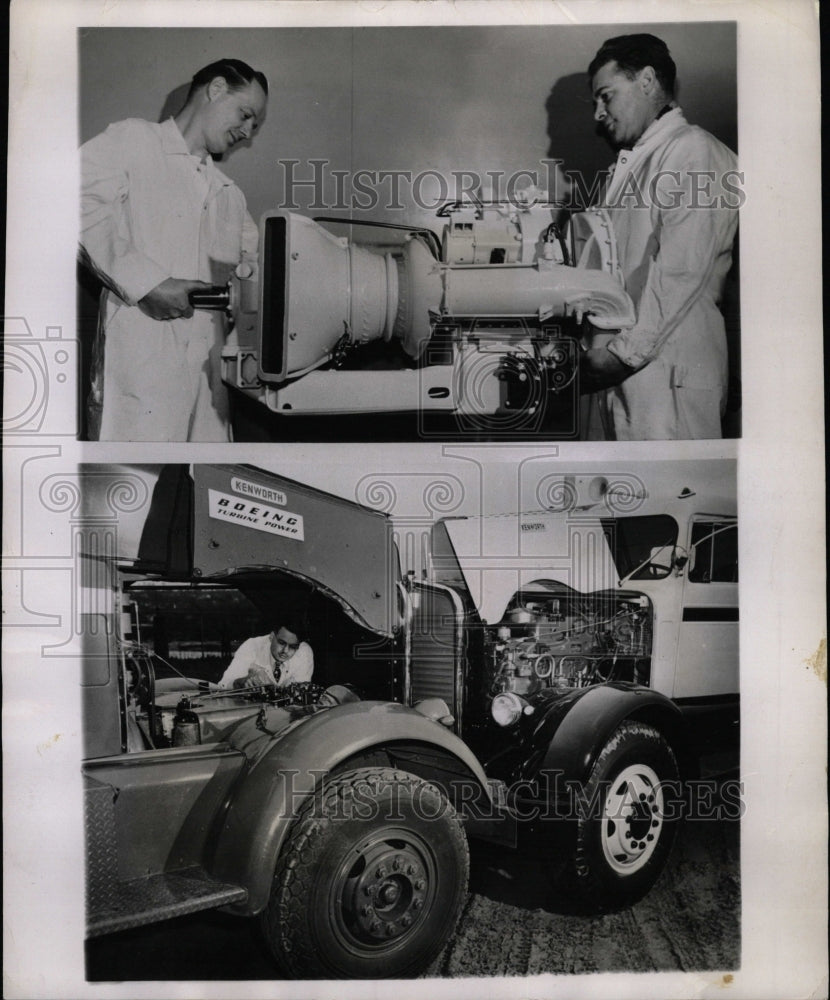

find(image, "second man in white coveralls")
[580,34,740,440]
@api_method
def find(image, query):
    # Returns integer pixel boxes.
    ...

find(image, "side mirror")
[673,547,689,573]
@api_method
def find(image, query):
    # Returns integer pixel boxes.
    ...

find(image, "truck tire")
[261,766,469,979]
[564,720,680,912]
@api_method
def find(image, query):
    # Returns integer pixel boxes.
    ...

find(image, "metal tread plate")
[87,865,248,937]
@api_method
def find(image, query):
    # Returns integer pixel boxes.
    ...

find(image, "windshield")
[601,515,679,581]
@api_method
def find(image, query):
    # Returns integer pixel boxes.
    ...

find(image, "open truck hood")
[135,465,398,637]
[432,513,618,625]
[192,466,398,636]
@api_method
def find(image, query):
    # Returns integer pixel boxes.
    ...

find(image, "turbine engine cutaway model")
[215,202,635,423]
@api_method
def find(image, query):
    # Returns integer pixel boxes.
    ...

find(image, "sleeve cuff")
[607,330,658,371]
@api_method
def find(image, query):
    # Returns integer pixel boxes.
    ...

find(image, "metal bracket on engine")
[495,331,578,415]
[329,331,353,369]
[222,348,262,390]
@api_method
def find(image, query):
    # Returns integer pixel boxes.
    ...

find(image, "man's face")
[591,60,655,149]
[203,78,267,157]
[270,627,300,664]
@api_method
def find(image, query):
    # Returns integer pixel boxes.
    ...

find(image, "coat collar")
[628,106,687,153]
[158,118,234,187]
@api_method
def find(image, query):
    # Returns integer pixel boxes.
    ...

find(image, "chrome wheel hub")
[600,763,665,875]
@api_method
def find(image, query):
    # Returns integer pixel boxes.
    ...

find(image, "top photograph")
[77,22,740,442]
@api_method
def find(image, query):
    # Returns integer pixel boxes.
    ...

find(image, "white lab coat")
[219,634,315,688]
[585,108,739,440]
[81,117,258,441]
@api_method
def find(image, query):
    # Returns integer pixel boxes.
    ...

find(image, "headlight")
[491,692,525,727]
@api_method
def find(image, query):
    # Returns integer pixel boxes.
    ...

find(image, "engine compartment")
[123,644,360,750]
[485,589,653,699]
[153,681,330,747]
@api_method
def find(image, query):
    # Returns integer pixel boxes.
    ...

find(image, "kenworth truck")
[82,464,738,979]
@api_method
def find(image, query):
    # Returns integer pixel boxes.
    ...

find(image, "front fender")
[210,700,490,914]
[526,683,685,787]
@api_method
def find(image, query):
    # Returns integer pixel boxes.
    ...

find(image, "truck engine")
[485,590,653,719]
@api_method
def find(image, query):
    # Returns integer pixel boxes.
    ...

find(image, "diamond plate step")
[87,866,248,937]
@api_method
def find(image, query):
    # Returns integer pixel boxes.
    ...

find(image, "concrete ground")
[86,809,739,981]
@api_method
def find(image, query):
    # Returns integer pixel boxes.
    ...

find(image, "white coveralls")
[219,634,315,688]
[81,117,258,441]
[586,108,739,440]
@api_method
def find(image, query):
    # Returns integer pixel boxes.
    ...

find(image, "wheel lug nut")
[401,915,412,928]
[392,856,402,871]
[412,898,423,910]
[652,819,659,828]
[414,879,425,891]
[406,864,416,875]
[364,884,377,896]
[647,834,654,842]
[376,866,387,878]
[385,922,398,936]
[639,793,646,801]
[370,920,381,933]
[361,904,373,916]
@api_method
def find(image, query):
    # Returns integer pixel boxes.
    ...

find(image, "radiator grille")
[409,584,459,715]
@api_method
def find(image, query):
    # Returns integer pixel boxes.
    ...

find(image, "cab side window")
[688,521,738,583]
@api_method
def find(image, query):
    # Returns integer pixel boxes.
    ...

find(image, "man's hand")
[244,665,276,689]
[137,278,215,321]
[580,344,635,393]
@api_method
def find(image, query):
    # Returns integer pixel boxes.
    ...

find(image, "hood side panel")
[193,466,397,636]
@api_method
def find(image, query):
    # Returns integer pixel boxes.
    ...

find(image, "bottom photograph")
[79,457,739,981]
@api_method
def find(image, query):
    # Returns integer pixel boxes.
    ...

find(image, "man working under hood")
[80,58,267,441]
[219,622,314,690]
[580,33,739,440]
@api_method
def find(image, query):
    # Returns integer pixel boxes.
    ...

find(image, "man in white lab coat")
[580,34,740,440]
[80,59,268,441]
[219,624,315,690]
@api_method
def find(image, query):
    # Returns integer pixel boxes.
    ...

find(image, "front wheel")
[261,767,469,979]
[565,720,680,912]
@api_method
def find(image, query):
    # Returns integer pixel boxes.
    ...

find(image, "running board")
[87,866,248,938]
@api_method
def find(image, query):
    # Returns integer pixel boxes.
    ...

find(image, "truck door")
[673,518,739,699]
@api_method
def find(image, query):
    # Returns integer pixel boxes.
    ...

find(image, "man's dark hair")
[272,617,306,644]
[588,33,677,96]
[187,58,268,102]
